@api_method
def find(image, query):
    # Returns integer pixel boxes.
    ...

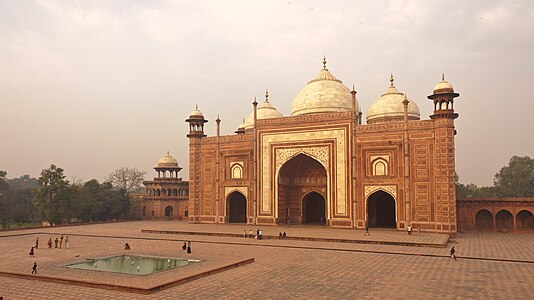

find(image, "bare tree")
[107,167,146,194]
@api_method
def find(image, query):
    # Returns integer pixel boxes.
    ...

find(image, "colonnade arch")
[474,208,534,230]
[366,190,396,228]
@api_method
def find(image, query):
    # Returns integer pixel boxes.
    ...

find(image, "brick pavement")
[1,221,534,299]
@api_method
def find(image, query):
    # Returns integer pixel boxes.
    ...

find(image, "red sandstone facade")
[186,61,461,233]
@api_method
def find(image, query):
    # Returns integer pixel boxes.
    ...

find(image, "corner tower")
[186,105,208,223]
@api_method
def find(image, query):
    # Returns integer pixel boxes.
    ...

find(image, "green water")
[65,255,198,275]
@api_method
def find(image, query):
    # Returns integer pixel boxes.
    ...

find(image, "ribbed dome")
[244,96,284,130]
[157,152,179,168]
[291,59,360,116]
[366,75,420,124]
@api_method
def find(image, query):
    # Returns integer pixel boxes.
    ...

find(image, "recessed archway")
[475,209,493,228]
[277,154,327,225]
[302,192,326,224]
[495,209,513,229]
[367,191,396,228]
[164,206,173,217]
[227,191,247,223]
[516,210,534,229]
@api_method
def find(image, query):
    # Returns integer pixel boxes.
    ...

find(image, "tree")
[0,170,10,228]
[107,167,146,194]
[493,156,534,197]
[35,164,70,225]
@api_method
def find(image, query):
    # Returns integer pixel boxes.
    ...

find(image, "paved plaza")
[1,221,533,299]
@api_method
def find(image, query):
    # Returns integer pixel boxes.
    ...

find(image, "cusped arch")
[275,147,330,177]
[231,163,244,179]
[371,158,389,176]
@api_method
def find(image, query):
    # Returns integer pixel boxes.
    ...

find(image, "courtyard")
[1,221,533,299]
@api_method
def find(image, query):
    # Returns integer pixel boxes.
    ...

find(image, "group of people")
[243,229,263,239]
[406,225,421,235]
[181,241,192,253]
[278,232,287,239]
[29,234,69,258]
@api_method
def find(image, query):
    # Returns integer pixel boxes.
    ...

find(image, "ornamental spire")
[323,55,327,69]
[265,89,269,102]
[390,73,395,87]
[442,73,445,81]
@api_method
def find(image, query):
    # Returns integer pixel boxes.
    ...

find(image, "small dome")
[291,58,360,116]
[189,105,204,118]
[157,152,179,168]
[432,74,455,94]
[366,75,420,124]
[244,93,284,129]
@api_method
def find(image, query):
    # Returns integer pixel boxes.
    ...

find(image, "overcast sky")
[1,0,533,186]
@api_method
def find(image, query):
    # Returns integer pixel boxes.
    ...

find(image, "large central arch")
[227,192,247,223]
[367,191,396,228]
[277,154,327,225]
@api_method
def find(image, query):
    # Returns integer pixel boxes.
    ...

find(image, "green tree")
[0,170,11,228]
[35,165,70,225]
[494,156,534,197]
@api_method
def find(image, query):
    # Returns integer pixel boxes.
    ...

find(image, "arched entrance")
[495,210,513,229]
[516,210,534,229]
[367,191,396,228]
[278,154,327,225]
[475,209,493,228]
[164,206,173,217]
[302,192,326,224]
[227,192,247,223]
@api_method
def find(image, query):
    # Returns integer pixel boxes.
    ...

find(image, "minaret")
[185,105,208,223]
[428,75,461,232]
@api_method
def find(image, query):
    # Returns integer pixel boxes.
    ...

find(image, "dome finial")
[195,104,198,109]
[442,73,445,81]
[167,150,170,155]
[265,89,269,102]
[390,73,395,87]
[323,55,327,69]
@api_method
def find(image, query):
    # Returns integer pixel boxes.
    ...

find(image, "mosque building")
[185,58,460,233]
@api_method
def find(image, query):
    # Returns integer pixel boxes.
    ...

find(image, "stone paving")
[1,221,534,299]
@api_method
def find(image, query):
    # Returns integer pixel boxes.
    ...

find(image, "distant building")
[457,197,534,231]
[185,58,461,233]
[130,152,189,220]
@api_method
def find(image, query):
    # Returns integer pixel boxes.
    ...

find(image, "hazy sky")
[1,0,533,186]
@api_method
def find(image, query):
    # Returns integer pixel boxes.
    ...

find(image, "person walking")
[29,247,35,257]
[54,237,58,248]
[187,241,191,254]
[182,242,187,252]
[364,221,371,236]
[47,238,53,249]
[407,225,412,236]
[259,229,263,240]
[31,262,37,274]
[59,234,64,249]
[65,236,70,249]
[35,237,39,249]
[248,229,253,238]
[450,247,457,260]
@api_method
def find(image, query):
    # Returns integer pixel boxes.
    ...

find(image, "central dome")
[291,58,359,116]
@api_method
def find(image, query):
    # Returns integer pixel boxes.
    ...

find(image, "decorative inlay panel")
[224,186,248,199]
[364,185,397,199]
[275,147,329,171]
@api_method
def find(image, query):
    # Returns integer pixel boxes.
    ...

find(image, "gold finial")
[265,89,269,102]
[390,73,395,87]
[167,150,170,155]
[323,55,327,69]
[195,104,198,109]
[252,96,258,106]
[442,73,445,81]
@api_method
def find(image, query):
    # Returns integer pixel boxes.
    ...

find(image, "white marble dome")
[243,98,284,130]
[291,60,360,116]
[366,76,420,124]
[157,152,179,168]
